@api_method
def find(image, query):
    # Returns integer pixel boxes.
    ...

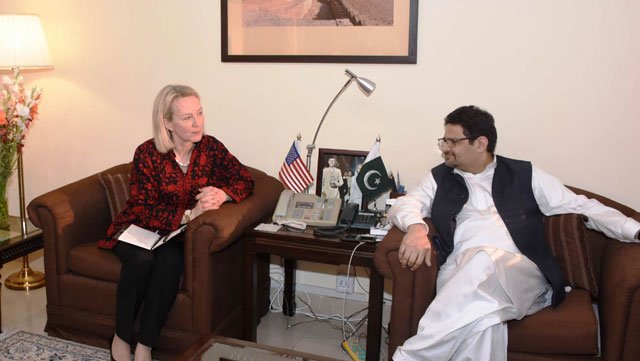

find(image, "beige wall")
[2,1,639,289]
[2,0,639,211]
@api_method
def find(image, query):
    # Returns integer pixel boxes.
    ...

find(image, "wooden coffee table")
[175,335,343,361]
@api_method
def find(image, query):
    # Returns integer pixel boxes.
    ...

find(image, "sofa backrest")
[543,185,638,299]
[98,163,132,221]
[543,213,597,298]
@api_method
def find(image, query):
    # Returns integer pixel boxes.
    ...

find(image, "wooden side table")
[0,216,44,333]
[242,227,384,361]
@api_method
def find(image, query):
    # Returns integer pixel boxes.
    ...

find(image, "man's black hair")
[444,105,497,153]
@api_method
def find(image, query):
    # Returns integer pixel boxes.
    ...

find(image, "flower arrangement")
[1,68,43,152]
[0,68,43,228]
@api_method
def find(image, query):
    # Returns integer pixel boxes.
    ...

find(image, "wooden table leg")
[283,258,297,316]
[366,267,384,361]
[0,264,3,333]
[242,240,257,342]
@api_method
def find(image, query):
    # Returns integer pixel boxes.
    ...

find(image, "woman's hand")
[192,186,229,218]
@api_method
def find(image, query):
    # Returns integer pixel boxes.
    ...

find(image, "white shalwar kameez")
[389,158,640,361]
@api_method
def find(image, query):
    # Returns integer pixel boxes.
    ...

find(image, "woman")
[98,85,254,361]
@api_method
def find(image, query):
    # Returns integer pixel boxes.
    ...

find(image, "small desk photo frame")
[316,148,367,201]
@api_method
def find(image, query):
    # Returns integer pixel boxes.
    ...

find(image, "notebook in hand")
[117,224,187,250]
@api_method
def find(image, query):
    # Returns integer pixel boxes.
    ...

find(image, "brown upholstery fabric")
[98,170,130,220]
[507,289,598,354]
[544,213,598,297]
[27,163,283,360]
[374,186,640,361]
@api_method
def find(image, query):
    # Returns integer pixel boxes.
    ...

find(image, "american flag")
[279,140,313,193]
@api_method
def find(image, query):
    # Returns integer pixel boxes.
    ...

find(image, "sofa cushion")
[507,289,599,355]
[68,243,122,283]
[99,170,131,220]
[544,213,598,298]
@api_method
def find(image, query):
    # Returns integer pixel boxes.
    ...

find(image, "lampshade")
[346,69,376,96]
[0,14,53,69]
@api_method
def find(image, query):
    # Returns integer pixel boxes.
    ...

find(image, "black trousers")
[113,237,184,347]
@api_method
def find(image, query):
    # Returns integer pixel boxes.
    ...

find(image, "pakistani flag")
[355,154,392,202]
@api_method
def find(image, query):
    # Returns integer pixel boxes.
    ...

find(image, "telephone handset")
[338,203,378,230]
[272,190,341,227]
[314,202,379,236]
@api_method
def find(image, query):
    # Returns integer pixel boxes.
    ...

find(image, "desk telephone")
[272,190,378,230]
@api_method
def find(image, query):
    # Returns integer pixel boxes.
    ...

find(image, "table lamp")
[0,13,53,290]
[305,69,376,180]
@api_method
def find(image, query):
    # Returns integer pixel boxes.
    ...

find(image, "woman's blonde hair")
[152,85,200,153]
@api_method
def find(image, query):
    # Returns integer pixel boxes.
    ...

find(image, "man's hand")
[398,223,432,271]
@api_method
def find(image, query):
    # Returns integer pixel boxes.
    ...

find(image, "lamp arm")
[305,77,355,175]
[311,77,354,145]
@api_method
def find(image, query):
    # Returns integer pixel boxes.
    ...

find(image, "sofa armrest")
[598,228,640,360]
[374,223,439,359]
[179,166,283,329]
[185,166,284,254]
[27,171,115,276]
[374,226,405,280]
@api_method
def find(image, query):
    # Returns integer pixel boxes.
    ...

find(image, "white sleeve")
[532,165,640,242]
[388,171,437,232]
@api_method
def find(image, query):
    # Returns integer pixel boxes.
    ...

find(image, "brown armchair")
[375,186,640,361]
[27,163,283,360]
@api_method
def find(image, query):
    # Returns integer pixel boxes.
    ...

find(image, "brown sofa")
[27,163,283,360]
[375,186,640,361]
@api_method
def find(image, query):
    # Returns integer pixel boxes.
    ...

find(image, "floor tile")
[1,250,390,360]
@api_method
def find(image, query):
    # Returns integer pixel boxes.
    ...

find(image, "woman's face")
[164,96,204,146]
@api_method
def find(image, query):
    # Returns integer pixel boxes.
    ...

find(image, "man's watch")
[184,209,192,223]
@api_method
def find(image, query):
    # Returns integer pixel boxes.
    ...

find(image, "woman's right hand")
[192,186,228,218]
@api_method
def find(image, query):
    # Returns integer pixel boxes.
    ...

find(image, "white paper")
[254,223,282,233]
[118,224,186,250]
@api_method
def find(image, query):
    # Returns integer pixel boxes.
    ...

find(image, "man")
[321,157,343,199]
[388,105,640,361]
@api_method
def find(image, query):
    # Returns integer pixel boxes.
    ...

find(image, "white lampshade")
[0,14,53,69]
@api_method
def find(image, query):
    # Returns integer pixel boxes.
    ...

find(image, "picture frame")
[221,0,418,64]
[316,148,367,200]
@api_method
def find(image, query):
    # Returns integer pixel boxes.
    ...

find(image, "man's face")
[440,124,477,171]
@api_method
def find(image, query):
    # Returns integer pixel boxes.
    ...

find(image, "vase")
[0,176,9,230]
[0,142,18,230]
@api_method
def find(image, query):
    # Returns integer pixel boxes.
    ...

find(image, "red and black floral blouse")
[97,135,253,249]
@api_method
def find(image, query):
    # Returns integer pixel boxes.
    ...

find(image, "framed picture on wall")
[221,0,419,64]
[316,148,367,202]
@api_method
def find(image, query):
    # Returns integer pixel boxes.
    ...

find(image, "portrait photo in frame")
[316,148,367,203]
[221,0,418,64]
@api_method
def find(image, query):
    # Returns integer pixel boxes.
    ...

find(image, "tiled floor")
[1,250,389,360]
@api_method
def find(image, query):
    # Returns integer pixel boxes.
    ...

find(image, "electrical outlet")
[336,275,355,293]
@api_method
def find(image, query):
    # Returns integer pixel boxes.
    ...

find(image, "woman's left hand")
[195,186,229,211]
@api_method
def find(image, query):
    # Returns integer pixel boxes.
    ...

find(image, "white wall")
[2,1,639,291]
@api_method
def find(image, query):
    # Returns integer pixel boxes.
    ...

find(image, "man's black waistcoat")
[430,155,566,306]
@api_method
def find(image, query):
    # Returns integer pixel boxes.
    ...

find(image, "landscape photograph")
[242,0,394,27]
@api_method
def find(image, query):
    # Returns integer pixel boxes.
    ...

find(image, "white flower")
[1,76,12,86]
[16,103,31,119]
[9,84,20,94]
